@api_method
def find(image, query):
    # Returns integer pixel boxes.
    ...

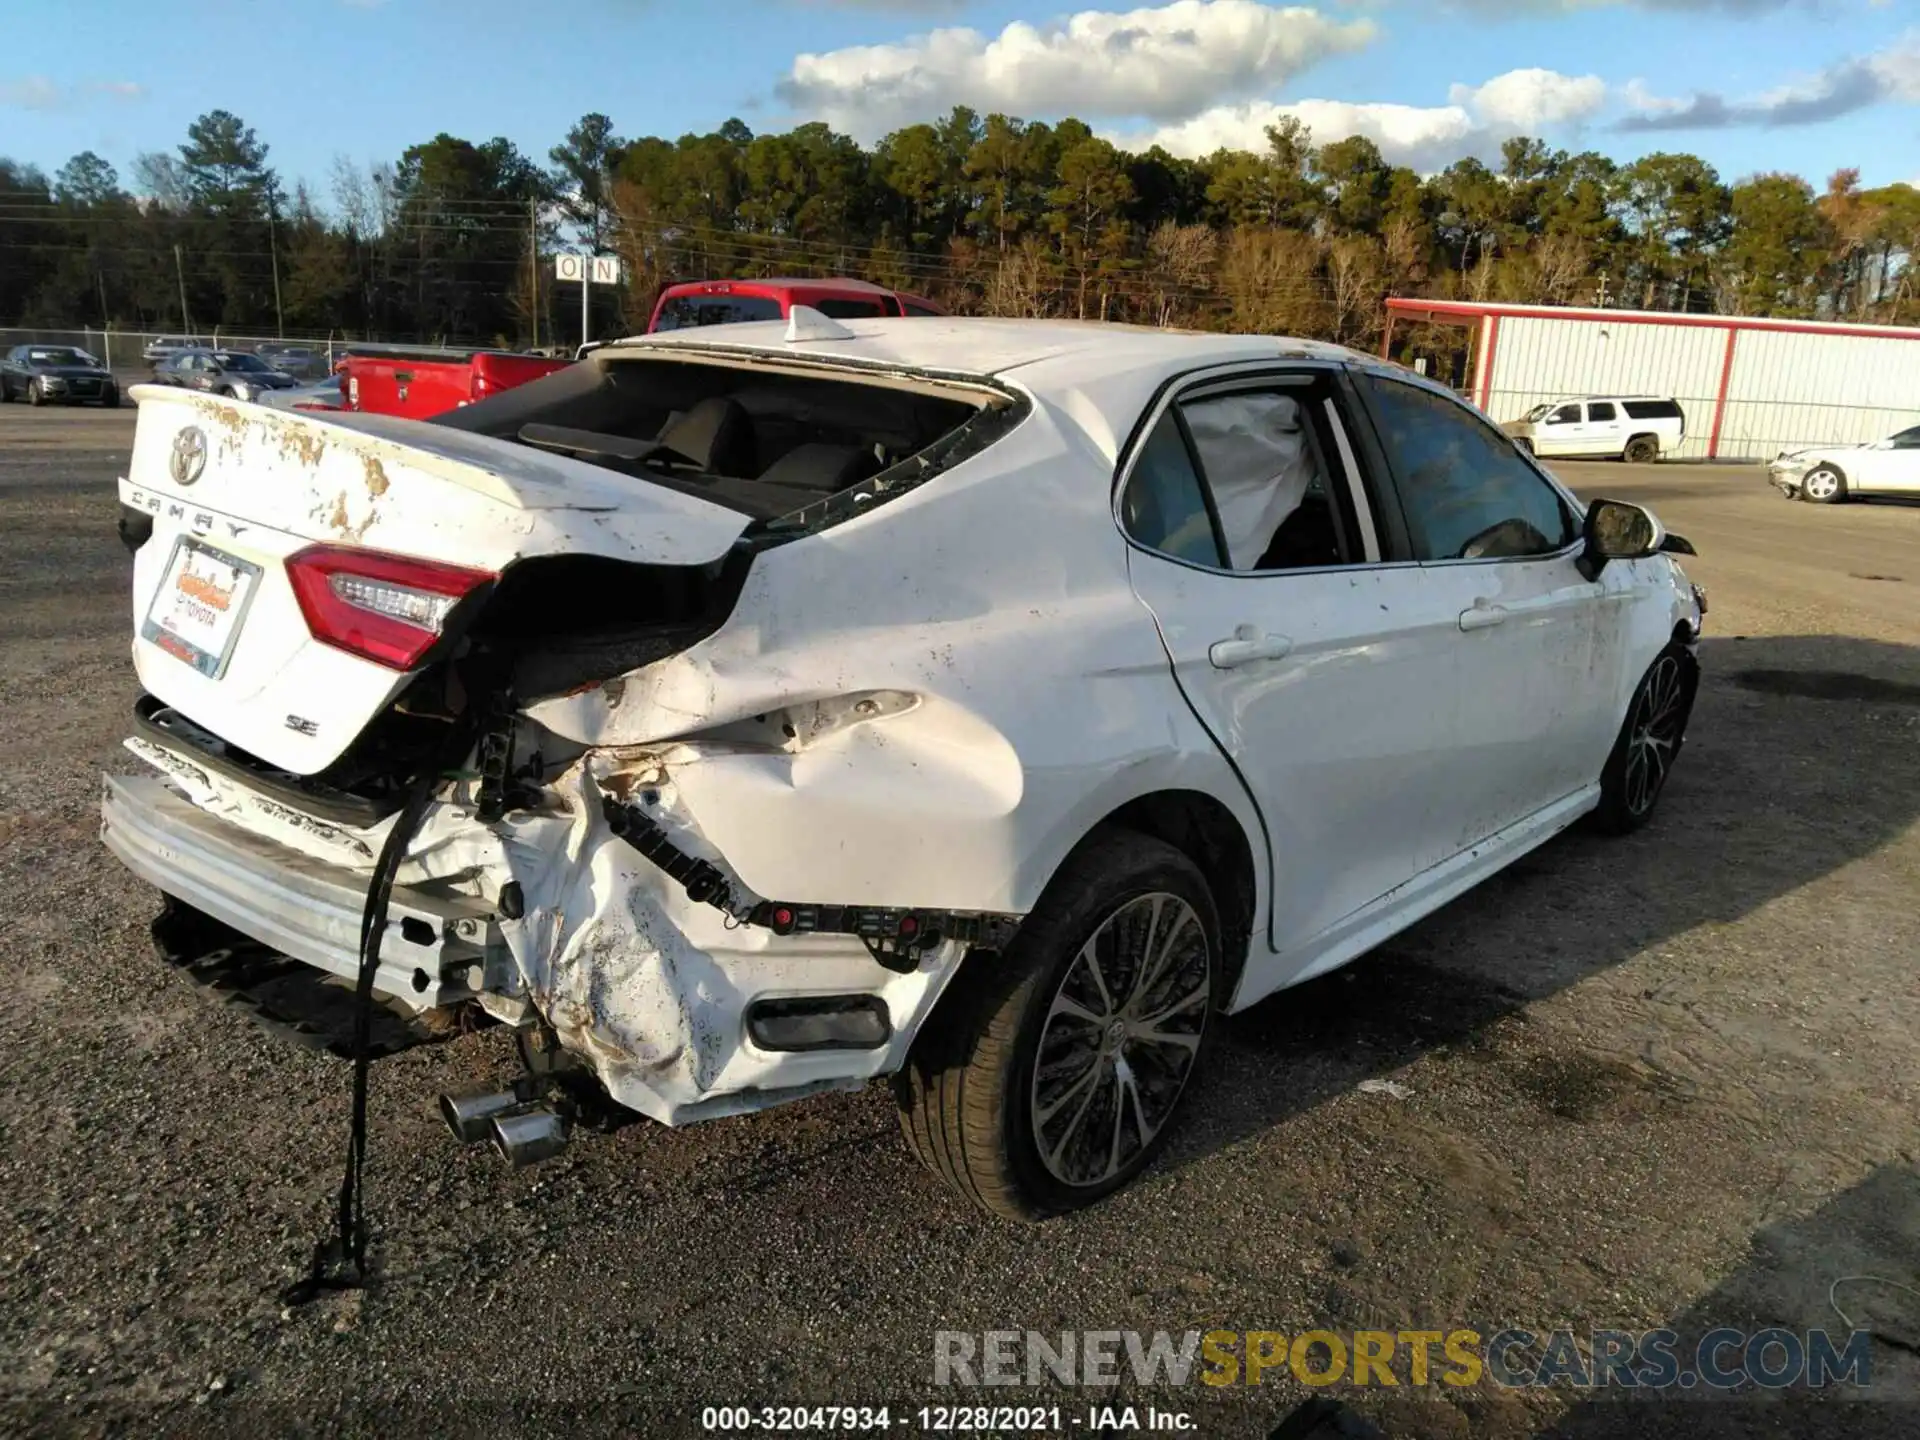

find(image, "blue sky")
[4,0,1917,200]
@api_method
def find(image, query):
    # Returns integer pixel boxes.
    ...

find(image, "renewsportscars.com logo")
[933,1328,1876,1392]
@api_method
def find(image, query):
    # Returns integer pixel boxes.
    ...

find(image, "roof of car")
[610,317,1373,457]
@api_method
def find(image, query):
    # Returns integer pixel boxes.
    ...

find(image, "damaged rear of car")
[103,316,1240,1219]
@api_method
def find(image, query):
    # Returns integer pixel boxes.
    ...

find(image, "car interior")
[434,354,990,520]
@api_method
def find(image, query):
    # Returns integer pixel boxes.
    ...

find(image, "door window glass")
[1363,375,1577,562]
[1179,391,1349,570]
[1120,410,1222,567]
[813,298,888,319]
[1547,404,1580,425]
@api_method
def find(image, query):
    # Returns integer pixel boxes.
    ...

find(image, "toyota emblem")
[170,426,208,486]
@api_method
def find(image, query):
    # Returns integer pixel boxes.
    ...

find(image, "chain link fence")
[0,326,425,384]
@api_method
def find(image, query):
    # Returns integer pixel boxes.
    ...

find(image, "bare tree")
[1325,234,1385,347]
[1530,232,1591,305]
[1143,221,1218,327]
[980,235,1057,318]
[1217,226,1325,336]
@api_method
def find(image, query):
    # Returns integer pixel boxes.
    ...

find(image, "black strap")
[281,711,481,1306]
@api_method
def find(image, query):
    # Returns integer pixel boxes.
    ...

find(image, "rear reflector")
[745,996,892,1052]
[285,544,495,670]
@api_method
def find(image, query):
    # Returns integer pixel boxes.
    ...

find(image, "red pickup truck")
[648,277,944,330]
[338,345,573,419]
[340,280,943,417]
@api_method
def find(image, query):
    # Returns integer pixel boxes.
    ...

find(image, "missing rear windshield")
[431,350,1023,531]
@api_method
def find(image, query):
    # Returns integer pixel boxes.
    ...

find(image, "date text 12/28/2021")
[700,1407,1195,1432]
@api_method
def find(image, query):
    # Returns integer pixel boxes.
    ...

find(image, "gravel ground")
[1,405,1916,1439]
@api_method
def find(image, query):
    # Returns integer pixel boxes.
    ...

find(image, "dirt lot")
[1,405,1916,1438]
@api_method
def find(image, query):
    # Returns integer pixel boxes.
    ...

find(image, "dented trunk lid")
[121,386,749,775]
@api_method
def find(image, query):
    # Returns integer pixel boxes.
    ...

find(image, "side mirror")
[1577,498,1665,581]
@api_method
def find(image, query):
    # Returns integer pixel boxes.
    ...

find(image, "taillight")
[471,371,491,402]
[285,544,495,671]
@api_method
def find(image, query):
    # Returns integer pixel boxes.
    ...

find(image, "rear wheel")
[894,829,1220,1221]
[1624,435,1659,464]
[1593,644,1698,835]
[1800,465,1847,504]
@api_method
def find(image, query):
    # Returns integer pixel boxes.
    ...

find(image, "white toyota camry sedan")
[103,312,1705,1222]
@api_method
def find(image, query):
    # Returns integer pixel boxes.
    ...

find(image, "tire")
[0,379,11,402]
[893,828,1221,1222]
[104,390,121,409]
[1515,437,1535,457]
[1624,435,1659,464]
[27,379,44,407]
[1592,643,1699,835]
[1800,464,1847,504]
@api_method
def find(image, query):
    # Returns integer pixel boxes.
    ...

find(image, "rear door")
[1584,400,1625,456]
[1120,363,1471,980]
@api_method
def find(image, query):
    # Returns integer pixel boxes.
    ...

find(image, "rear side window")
[652,295,783,331]
[1180,391,1349,570]
[1122,412,1223,567]
[1362,375,1576,563]
[902,301,942,317]
[1622,399,1682,420]
[1587,402,1617,421]
[813,298,888,319]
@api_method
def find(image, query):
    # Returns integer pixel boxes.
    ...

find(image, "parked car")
[336,345,574,418]
[0,343,120,406]
[647,276,945,331]
[1766,424,1920,503]
[102,312,1704,1222]
[150,348,304,402]
[143,335,204,366]
[255,344,325,379]
[255,373,346,412]
[1502,395,1686,462]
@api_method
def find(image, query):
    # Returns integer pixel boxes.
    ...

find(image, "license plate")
[140,537,262,679]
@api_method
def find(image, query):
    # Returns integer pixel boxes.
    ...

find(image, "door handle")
[1459,602,1508,632]
[1209,625,1293,669]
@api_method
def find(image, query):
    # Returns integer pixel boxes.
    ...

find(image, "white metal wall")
[1718,330,1920,459]
[1484,316,1726,459]
[1480,313,1920,462]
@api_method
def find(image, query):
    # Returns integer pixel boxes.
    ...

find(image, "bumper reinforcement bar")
[600,794,1021,972]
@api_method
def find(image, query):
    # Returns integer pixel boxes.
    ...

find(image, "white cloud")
[1109,66,1607,171]
[1449,68,1606,129]
[1617,30,1920,129]
[0,76,63,110]
[775,0,1379,139]
[0,76,143,110]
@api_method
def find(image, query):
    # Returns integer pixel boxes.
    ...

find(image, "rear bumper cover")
[100,773,504,1011]
[100,761,976,1126]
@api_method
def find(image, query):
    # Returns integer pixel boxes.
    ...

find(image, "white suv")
[1503,396,1686,463]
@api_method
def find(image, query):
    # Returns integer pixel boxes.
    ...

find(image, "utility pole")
[1594,271,1611,309]
[529,195,540,351]
[580,244,592,351]
[268,204,285,338]
[174,244,192,335]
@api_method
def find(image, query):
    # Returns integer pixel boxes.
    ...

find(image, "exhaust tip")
[491,1107,568,1168]
[439,1086,530,1145]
